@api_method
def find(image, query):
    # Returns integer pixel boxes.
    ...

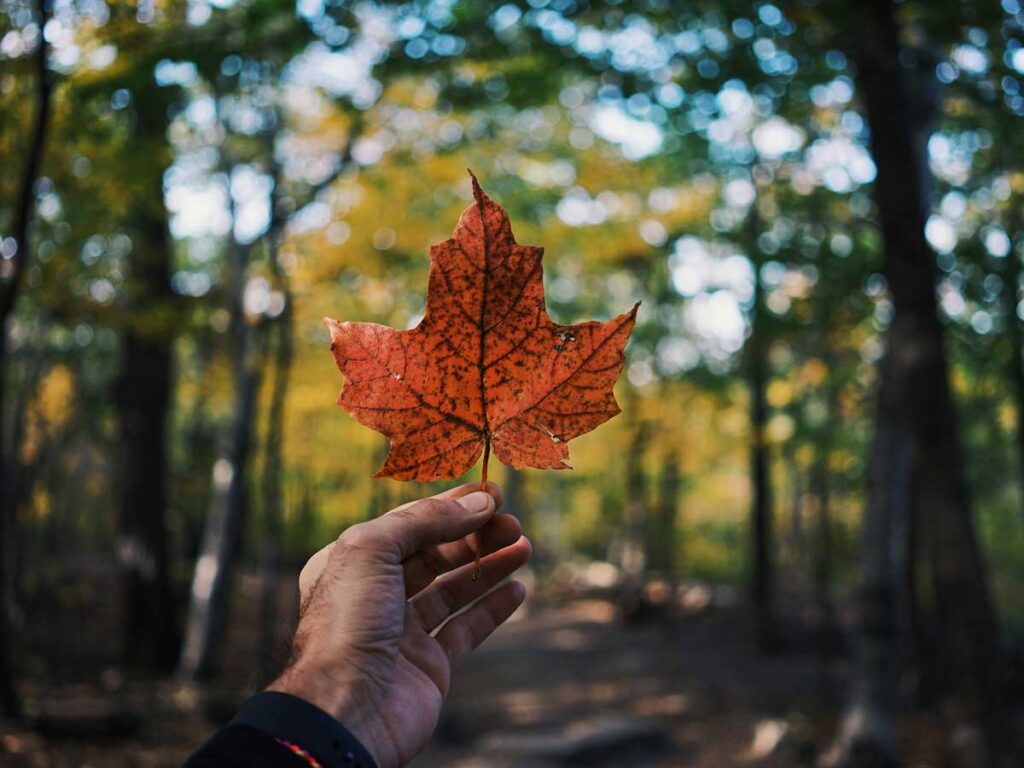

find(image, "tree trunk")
[259,194,291,672]
[812,324,838,650]
[831,1,999,762]
[0,0,52,717]
[114,81,180,673]
[623,414,649,581]
[178,335,264,679]
[654,447,680,577]
[181,337,217,559]
[179,201,265,678]
[0,331,20,720]
[1002,209,1024,532]
[785,440,804,571]
[829,348,913,768]
[116,324,178,671]
[811,405,835,634]
[749,329,777,651]
[1009,288,1024,528]
[258,313,289,673]
[747,208,777,653]
[502,466,526,524]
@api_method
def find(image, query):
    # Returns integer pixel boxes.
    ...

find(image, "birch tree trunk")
[179,135,265,678]
[178,234,264,680]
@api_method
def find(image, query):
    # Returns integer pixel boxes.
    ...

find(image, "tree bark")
[1001,206,1024,533]
[623,413,649,581]
[259,168,291,672]
[749,324,777,651]
[747,207,778,653]
[829,348,913,768]
[0,331,20,719]
[0,0,52,718]
[114,104,180,672]
[654,447,680,577]
[812,318,838,650]
[831,1,999,762]
[258,312,289,673]
[502,466,525,524]
[811,401,835,632]
[1008,282,1024,528]
[116,327,178,670]
[111,30,188,672]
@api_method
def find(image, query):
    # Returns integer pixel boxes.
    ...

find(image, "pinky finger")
[435,581,526,669]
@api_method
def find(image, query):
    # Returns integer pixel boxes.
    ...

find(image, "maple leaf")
[324,172,639,483]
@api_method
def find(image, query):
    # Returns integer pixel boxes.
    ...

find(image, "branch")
[0,0,54,323]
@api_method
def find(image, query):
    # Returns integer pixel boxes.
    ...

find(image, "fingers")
[403,513,522,598]
[412,535,531,632]
[393,481,504,515]
[369,490,496,562]
[435,580,526,669]
[296,482,504,599]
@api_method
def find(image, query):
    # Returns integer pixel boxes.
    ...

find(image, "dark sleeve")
[184,691,378,768]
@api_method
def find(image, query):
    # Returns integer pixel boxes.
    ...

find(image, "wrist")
[230,691,380,768]
[268,662,392,768]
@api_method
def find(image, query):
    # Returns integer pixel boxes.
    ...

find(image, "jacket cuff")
[231,691,378,768]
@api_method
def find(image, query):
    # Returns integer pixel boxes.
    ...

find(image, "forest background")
[2,0,1024,766]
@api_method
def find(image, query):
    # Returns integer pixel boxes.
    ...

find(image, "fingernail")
[457,491,493,515]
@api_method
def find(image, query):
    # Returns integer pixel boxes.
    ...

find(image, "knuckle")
[297,544,332,597]
[338,521,375,550]
[388,505,420,524]
[297,562,316,594]
[417,497,459,519]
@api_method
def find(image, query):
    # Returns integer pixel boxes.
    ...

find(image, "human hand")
[268,482,531,768]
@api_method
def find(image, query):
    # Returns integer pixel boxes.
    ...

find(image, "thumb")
[372,491,496,562]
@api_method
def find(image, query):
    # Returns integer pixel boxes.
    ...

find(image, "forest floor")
[0,571,1007,767]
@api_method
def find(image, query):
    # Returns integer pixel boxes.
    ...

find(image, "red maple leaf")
[324,172,638,483]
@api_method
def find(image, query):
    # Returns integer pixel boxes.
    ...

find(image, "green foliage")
[1,0,1024,651]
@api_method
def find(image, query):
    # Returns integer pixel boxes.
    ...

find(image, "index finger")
[298,481,503,595]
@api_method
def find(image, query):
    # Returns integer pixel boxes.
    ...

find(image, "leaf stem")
[472,436,491,581]
[481,436,490,491]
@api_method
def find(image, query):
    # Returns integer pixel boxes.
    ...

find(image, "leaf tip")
[467,169,485,206]
[323,315,345,340]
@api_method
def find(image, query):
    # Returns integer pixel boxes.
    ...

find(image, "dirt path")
[415,596,841,767]
[2,592,955,767]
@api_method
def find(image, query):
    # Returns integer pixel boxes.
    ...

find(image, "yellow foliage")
[21,365,74,464]
[999,402,1016,433]
[801,358,828,388]
[766,379,792,408]
[767,413,795,443]
[31,487,52,521]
